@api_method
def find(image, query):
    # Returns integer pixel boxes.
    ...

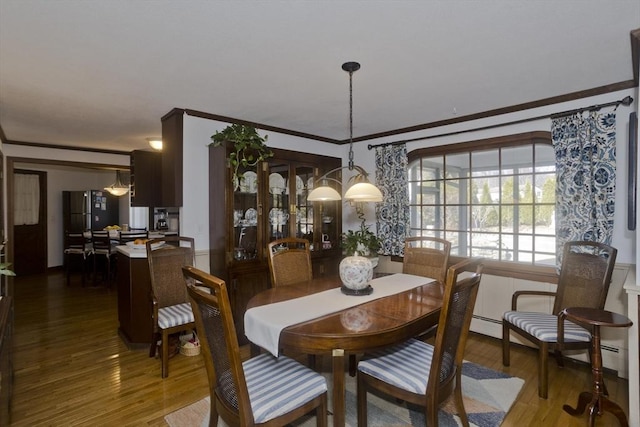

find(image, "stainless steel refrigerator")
[63,190,119,232]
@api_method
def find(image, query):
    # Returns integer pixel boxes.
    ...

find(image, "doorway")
[12,169,47,276]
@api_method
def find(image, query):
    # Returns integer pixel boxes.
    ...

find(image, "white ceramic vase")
[339,254,373,290]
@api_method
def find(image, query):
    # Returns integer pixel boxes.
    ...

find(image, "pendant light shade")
[307,61,382,203]
[104,170,129,197]
[307,184,342,201]
[344,181,383,202]
[147,138,163,151]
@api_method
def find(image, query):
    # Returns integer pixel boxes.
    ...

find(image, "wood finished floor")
[9,270,629,426]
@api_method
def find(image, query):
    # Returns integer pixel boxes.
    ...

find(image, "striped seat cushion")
[358,338,432,395]
[243,353,327,423]
[503,311,591,342]
[158,303,194,329]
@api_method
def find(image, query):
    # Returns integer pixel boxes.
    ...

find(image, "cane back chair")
[502,240,617,398]
[357,258,484,427]
[146,235,196,378]
[182,265,328,427]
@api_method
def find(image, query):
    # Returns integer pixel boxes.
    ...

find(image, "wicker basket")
[179,332,201,356]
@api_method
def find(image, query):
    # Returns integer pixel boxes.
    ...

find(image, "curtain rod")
[367,95,634,150]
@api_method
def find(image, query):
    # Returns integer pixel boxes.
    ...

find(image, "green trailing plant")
[341,222,381,257]
[210,124,273,185]
[0,263,15,277]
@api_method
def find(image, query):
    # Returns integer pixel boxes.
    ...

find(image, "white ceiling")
[1,1,638,153]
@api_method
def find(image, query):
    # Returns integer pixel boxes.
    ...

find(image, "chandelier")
[307,62,382,202]
[104,170,129,197]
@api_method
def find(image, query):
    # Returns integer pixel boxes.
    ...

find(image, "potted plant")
[341,222,381,258]
[210,124,273,186]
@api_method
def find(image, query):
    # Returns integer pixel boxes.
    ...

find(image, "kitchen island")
[115,245,153,348]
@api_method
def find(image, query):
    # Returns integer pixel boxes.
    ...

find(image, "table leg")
[332,348,346,427]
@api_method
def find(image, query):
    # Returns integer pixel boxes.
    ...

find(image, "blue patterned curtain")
[375,144,410,256]
[552,110,616,265]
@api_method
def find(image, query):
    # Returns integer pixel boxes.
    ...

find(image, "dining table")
[245,273,444,427]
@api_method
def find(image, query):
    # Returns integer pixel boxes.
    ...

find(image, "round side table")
[561,307,633,427]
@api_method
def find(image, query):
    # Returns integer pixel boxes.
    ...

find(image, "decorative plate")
[244,208,258,225]
[269,173,285,194]
[268,208,288,226]
[241,171,258,193]
[296,176,304,195]
[307,177,314,191]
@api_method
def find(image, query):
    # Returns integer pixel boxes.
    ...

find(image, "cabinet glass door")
[267,161,290,242]
[294,165,314,241]
[233,166,259,261]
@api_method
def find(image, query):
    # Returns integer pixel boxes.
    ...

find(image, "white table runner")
[244,273,434,356]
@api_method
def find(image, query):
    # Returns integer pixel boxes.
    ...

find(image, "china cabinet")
[209,144,342,342]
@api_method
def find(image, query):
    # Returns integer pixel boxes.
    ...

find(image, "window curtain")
[14,173,40,225]
[552,110,616,265]
[375,144,410,256]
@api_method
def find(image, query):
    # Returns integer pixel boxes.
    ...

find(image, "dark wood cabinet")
[161,109,184,207]
[0,296,12,425]
[130,150,162,207]
[116,254,153,347]
[209,143,342,343]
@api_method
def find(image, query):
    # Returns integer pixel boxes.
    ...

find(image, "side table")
[561,307,633,427]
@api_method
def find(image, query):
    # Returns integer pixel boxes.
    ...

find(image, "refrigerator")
[63,190,120,232]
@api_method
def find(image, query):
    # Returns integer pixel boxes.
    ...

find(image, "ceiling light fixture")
[308,61,383,202]
[147,137,163,151]
[104,170,129,197]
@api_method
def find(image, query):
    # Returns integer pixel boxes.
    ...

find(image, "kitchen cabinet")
[116,248,153,347]
[209,144,342,343]
[160,108,184,207]
[130,150,162,207]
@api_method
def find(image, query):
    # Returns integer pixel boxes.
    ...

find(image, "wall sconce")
[147,137,163,151]
[104,170,129,197]
[308,61,382,202]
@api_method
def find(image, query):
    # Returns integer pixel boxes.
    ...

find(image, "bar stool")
[561,307,633,427]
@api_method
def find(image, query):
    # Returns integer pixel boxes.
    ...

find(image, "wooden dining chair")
[502,240,617,398]
[63,231,92,286]
[403,236,452,340]
[118,229,149,244]
[403,236,451,284]
[182,265,328,427]
[267,237,312,287]
[90,229,115,285]
[146,236,196,378]
[357,258,483,427]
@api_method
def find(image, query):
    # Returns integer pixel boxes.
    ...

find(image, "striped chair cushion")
[503,311,591,342]
[158,303,194,329]
[243,353,327,424]
[358,338,433,395]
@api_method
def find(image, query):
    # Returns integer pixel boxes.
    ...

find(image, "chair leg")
[316,393,328,427]
[209,401,219,427]
[538,342,549,399]
[502,321,511,366]
[454,370,470,427]
[161,330,169,378]
[554,349,564,368]
[149,332,160,358]
[357,374,367,427]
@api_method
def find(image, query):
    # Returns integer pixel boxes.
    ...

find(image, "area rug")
[165,361,524,427]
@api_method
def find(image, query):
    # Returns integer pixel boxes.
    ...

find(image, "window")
[408,132,556,265]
